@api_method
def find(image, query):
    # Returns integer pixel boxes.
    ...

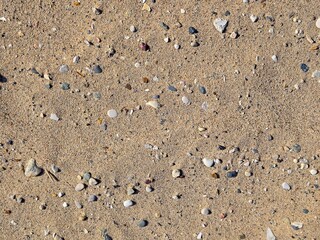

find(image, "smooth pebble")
[107,109,118,118]
[182,96,190,105]
[59,65,69,73]
[310,169,318,175]
[50,113,59,121]
[137,219,148,228]
[89,178,99,186]
[88,195,98,202]
[202,158,214,167]
[172,169,182,178]
[93,65,102,73]
[75,183,85,191]
[123,200,134,207]
[316,18,320,29]
[201,208,211,215]
[282,182,291,190]
[213,18,228,33]
[25,159,43,177]
[146,100,160,109]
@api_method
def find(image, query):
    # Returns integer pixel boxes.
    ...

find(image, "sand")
[1,0,320,239]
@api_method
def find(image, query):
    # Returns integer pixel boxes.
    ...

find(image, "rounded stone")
[137,219,148,228]
[316,18,320,29]
[182,96,190,105]
[130,25,137,32]
[292,144,301,153]
[107,109,118,118]
[59,65,69,73]
[83,172,91,181]
[189,27,198,34]
[123,200,134,207]
[202,158,214,167]
[168,85,177,92]
[75,183,85,191]
[172,169,182,178]
[88,195,98,202]
[244,171,252,177]
[92,65,102,73]
[310,169,318,175]
[199,86,206,94]
[89,178,98,186]
[146,185,153,192]
[282,182,291,190]
[61,82,70,90]
[300,63,309,73]
[201,208,211,215]
[226,171,238,178]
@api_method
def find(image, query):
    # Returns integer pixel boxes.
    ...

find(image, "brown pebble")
[142,77,149,83]
[140,43,149,51]
[125,83,132,90]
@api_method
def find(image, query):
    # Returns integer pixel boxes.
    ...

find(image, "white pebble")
[50,113,59,121]
[180,9,185,14]
[164,37,170,43]
[271,55,278,62]
[202,158,214,167]
[197,232,203,239]
[316,18,320,29]
[201,208,211,215]
[75,183,85,191]
[73,56,80,63]
[181,96,190,105]
[130,25,137,32]
[58,192,65,197]
[62,202,68,208]
[123,200,134,208]
[213,18,228,33]
[282,182,291,190]
[89,178,98,186]
[244,171,252,177]
[250,15,258,22]
[174,44,180,50]
[146,185,153,192]
[310,169,318,175]
[172,169,182,178]
[146,100,160,109]
[107,109,118,118]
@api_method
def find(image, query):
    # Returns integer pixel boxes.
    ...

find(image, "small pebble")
[75,183,85,191]
[88,195,98,202]
[107,109,118,118]
[189,27,198,34]
[89,178,99,186]
[146,185,153,192]
[316,18,320,29]
[61,82,70,90]
[271,55,278,62]
[59,65,69,73]
[250,15,258,22]
[62,202,68,208]
[93,92,101,100]
[164,37,170,43]
[312,70,320,78]
[168,85,177,92]
[302,209,309,214]
[140,42,149,51]
[292,144,301,153]
[58,192,65,197]
[300,63,309,72]
[16,197,24,203]
[172,169,182,178]
[51,165,60,173]
[201,208,211,215]
[75,201,83,209]
[25,159,43,177]
[127,187,135,195]
[213,18,228,33]
[174,44,180,50]
[226,171,238,178]
[282,182,291,190]
[202,158,214,167]
[83,172,91,181]
[181,96,190,105]
[199,86,206,94]
[50,113,59,121]
[123,200,134,207]
[130,25,137,32]
[160,22,169,30]
[244,171,252,177]
[137,219,148,228]
[310,169,318,175]
[191,41,200,47]
[92,65,102,73]
[291,222,303,230]
[146,100,160,109]
[73,56,80,63]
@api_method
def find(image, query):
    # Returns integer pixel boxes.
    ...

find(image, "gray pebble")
[59,65,69,73]
[199,86,206,94]
[160,22,169,30]
[201,208,211,215]
[292,144,301,153]
[75,183,85,191]
[73,56,80,63]
[25,159,43,177]
[45,83,52,89]
[51,165,60,173]
[226,171,238,178]
[137,219,148,228]
[89,178,99,186]
[168,85,177,92]
[93,65,102,73]
[282,182,291,190]
[16,197,24,203]
[93,92,101,100]
[88,195,98,202]
[61,82,70,90]
[74,201,83,209]
[83,172,91,181]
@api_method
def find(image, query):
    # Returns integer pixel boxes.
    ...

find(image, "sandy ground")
[1,0,320,239]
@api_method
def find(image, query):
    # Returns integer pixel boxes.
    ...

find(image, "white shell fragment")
[146,100,160,109]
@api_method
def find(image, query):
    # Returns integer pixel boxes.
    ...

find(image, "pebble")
[189,27,198,34]
[146,185,153,192]
[181,96,190,105]
[59,65,69,73]
[312,70,320,78]
[213,18,228,33]
[202,158,214,167]
[107,109,118,118]
[160,22,169,30]
[266,227,276,240]
[197,232,203,239]
[302,209,309,214]
[271,55,278,62]
[174,43,180,50]
[58,192,65,197]
[93,92,101,100]
[250,15,258,22]
[130,25,137,32]
[127,187,135,195]
[140,42,149,51]
[172,169,182,178]
[300,63,309,72]
[168,85,177,92]
[123,200,134,207]
[230,31,238,39]
[83,172,91,181]
[89,178,99,186]
[75,201,83,209]
[88,195,98,202]
[50,113,59,121]
[146,100,160,109]
[62,202,68,208]
[191,41,200,47]
[201,208,211,215]
[75,183,85,191]
[310,169,318,175]
[137,219,148,228]
[164,37,170,43]
[244,171,252,177]
[226,171,238,178]
[73,56,80,63]
[291,222,303,230]
[61,82,70,90]
[292,144,301,153]
[51,165,60,173]
[316,18,320,29]
[199,86,206,94]
[25,159,43,177]
[282,182,291,190]
[92,65,102,73]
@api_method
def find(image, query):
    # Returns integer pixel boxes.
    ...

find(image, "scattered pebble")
[226,171,238,178]
[310,169,318,175]
[92,65,102,73]
[199,86,206,94]
[174,43,180,50]
[75,183,85,191]
[88,195,98,202]
[213,18,228,33]
[316,18,320,29]
[250,15,258,22]
[164,37,170,43]
[189,27,198,34]
[123,200,134,207]
[75,201,83,209]
[146,185,153,192]
[107,109,118,118]
[50,113,60,121]
[291,222,303,230]
[244,171,252,177]
[59,65,69,73]
[300,63,309,72]
[89,178,99,186]
[271,55,278,62]
[25,159,43,177]
[61,82,70,90]
[302,209,309,214]
[172,169,182,178]
[51,165,60,173]
[282,182,291,190]
[83,172,91,181]
[266,227,276,240]
[160,22,169,30]
[312,70,320,78]
[181,96,190,105]
[201,208,211,215]
[73,56,80,63]
[168,85,177,92]
[202,158,214,167]
[137,219,148,228]
[130,25,137,32]
[292,144,301,153]
[146,100,160,109]
[62,202,68,208]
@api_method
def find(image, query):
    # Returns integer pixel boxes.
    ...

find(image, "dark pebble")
[292,144,301,153]
[93,65,102,73]
[160,22,169,30]
[227,171,238,178]
[302,209,309,214]
[31,67,40,75]
[217,145,226,150]
[189,27,198,34]
[300,63,309,73]
[199,86,206,94]
[94,8,103,15]
[7,139,13,145]
[291,225,299,231]
[267,135,274,141]
[137,219,148,228]
[168,85,177,92]
[140,43,149,51]
[225,10,231,16]
[61,82,70,90]
[88,195,98,202]
[45,83,52,89]
[152,95,160,99]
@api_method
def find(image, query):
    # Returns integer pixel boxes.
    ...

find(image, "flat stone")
[75,183,85,191]
[59,65,69,73]
[202,158,214,167]
[316,18,320,29]
[137,219,148,228]
[282,182,291,190]
[168,85,177,92]
[75,201,83,209]
[146,100,160,109]
[201,208,211,215]
[25,159,43,177]
[266,228,276,240]
[123,199,134,207]
[88,195,98,202]
[107,109,118,118]
[83,172,91,181]
[89,178,99,186]
[213,18,228,33]
[92,65,102,73]
[50,113,59,121]
[189,27,198,34]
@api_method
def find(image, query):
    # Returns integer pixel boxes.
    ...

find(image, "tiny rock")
[282,182,291,190]
[146,100,160,109]
[75,183,85,191]
[123,200,134,207]
[202,158,214,167]
[172,169,182,178]
[25,159,43,177]
[213,18,228,33]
